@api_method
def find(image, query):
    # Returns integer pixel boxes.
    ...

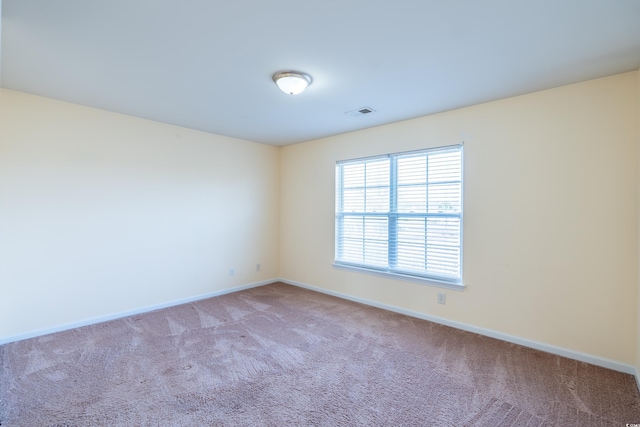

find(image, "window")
[335,145,463,287]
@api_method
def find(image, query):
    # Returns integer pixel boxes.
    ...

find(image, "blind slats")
[336,145,462,283]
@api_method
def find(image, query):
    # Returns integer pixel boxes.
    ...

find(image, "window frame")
[334,144,464,290]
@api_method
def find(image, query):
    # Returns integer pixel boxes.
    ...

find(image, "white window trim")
[332,262,465,290]
[334,144,464,288]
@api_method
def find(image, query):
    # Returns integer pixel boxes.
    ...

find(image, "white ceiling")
[1,1,639,146]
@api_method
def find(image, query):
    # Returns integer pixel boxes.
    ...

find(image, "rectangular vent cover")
[345,107,376,117]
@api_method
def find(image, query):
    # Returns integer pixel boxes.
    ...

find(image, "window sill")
[332,263,465,291]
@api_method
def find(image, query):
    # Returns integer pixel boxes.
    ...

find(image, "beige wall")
[0,89,280,340]
[280,72,639,365]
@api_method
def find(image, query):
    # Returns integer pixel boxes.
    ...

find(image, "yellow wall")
[280,72,639,365]
[0,89,280,340]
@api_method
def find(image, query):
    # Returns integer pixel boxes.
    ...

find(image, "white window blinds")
[335,145,463,285]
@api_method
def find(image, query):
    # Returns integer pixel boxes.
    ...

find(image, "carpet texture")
[1,282,639,426]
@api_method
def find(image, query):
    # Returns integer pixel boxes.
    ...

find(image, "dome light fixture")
[272,71,312,95]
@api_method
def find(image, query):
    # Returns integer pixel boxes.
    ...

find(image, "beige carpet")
[1,282,639,426]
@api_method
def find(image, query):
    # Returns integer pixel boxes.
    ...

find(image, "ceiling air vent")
[345,107,376,117]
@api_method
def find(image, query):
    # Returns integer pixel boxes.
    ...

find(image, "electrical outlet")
[256,263,261,272]
[437,292,446,305]
[229,268,235,277]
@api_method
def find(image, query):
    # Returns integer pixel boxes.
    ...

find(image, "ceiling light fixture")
[272,71,312,95]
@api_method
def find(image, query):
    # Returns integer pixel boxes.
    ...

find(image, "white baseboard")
[278,277,637,376]
[0,278,277,345]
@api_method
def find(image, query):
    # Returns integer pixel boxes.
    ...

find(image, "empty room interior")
[2,1,640,425]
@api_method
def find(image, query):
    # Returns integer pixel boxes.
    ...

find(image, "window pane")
[343,163,364,188]
[341,237,364,263]
[364,216,388,241]
[397,184,426,213]
[365,159,390,186]
[363,239,388,267]
[366,187,389,212]
[397,155,426,184]
[343,188,364,212]
[395,216,460,278]
[363,216,388,266]
[426,217,460,247]
[428,151,461,182]
[426,244,460,277]
[339,158,389,214]
[337,215,388,267]
[427,182,461,213]
[397,154,427,214]
[342,216,363,239]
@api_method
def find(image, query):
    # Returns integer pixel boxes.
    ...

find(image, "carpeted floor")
[1,282,639,426]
